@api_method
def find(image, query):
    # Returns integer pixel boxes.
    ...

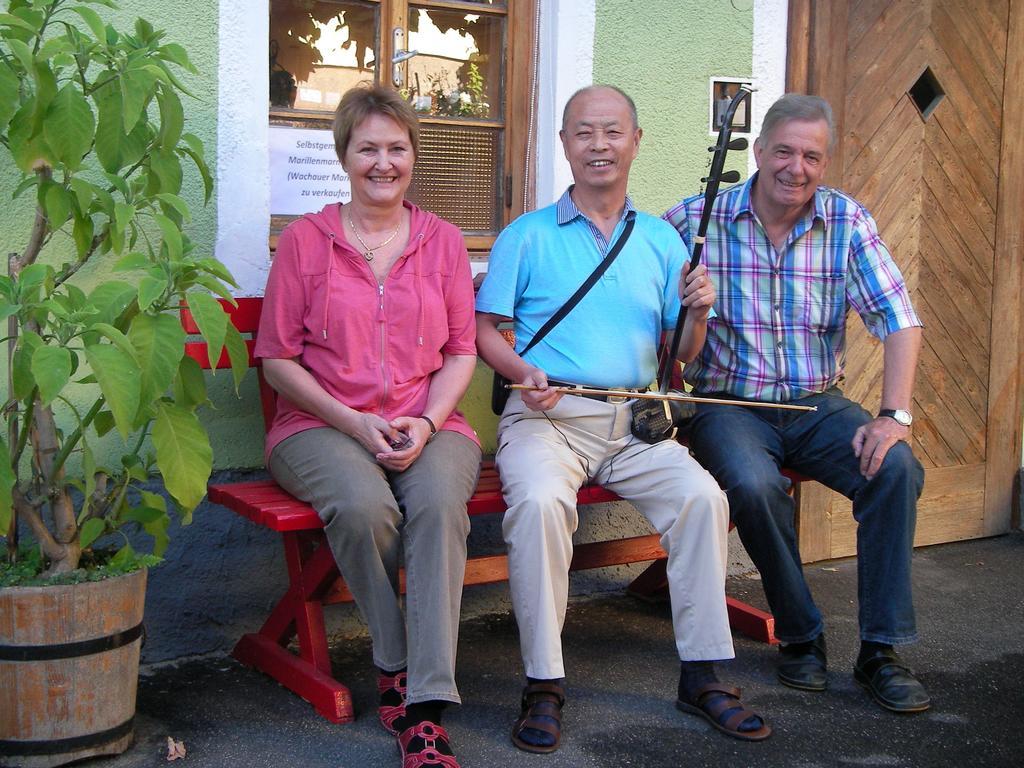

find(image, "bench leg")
[626,559,778,645]
[231,531,355,723]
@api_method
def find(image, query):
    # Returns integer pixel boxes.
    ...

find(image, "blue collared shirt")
[477,188,689,389]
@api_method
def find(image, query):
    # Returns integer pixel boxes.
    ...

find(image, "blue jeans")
[688,388,924,645]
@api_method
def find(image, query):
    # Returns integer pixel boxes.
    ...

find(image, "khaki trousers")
[269,427,481,705]
[496,392,734,679]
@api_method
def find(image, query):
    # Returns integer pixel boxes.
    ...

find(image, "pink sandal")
[398,721,461,767]
[378,671,407,735]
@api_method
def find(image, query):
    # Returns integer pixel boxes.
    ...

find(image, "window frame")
[267,0,537,258]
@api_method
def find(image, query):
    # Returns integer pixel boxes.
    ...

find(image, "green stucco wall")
[593,0,753,215]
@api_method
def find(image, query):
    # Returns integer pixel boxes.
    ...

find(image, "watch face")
[880,408,913,426]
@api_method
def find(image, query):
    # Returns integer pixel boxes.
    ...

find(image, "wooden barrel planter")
[0,567,147,768]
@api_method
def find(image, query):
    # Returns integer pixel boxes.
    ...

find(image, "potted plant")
[0,1,245,765]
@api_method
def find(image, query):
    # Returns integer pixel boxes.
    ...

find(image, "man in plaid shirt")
[664,94,930,713]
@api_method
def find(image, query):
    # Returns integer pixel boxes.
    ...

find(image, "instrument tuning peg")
[720,170,741,183]
[728,138,748,150]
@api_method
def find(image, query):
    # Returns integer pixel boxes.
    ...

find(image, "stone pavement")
[92,533,1023,768]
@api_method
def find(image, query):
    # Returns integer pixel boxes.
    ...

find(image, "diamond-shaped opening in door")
[908,67,945,120]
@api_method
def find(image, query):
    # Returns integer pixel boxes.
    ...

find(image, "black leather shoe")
[854,649,931,713]
[777,634,827,691]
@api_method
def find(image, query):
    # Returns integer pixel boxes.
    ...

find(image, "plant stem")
[11,487,67,567]
[49,398,104,478]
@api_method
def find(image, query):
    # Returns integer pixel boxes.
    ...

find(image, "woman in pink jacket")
[255,85,480,768]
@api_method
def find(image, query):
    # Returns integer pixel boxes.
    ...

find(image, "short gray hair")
[561,84,639,130]
[760,93,836,153]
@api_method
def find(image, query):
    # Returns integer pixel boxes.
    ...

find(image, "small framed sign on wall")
[710,78,752,134]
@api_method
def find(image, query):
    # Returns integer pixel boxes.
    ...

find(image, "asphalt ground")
[87,532,1023,768]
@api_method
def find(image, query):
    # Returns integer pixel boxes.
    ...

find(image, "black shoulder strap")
[521,216,635,356]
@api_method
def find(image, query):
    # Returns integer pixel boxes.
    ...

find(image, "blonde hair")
[332,84,420,161]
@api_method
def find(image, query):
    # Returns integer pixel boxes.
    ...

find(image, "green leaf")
[139,490,168,514]
[113,201,134,238]
[109,542,136,569]
[173,355,207,408]
[93,409,115,437]
[0,63,20,134]
[153,212,182,260]
[223,321,249,392]
[192,274,235,302]
[30,61,57,134]
[79,517,106,549]
[148,148,182,196]
[155,192,190,223]
[35,35,73,63]
[113,252,150,272]
[122,506,164,524]
[88,321,135,358]
[103,171,130,200]
[0,12,37,32]
[152,402,211,513]
[68,5,106,42]
[84,343,141,438]
[119,68,152,134]
[72,211,94,258]
[128,312,184,408]
[176,144,212,202]
[185,291,227,368]
[5,37,34,73]
[93,78,123,173]
[44,84,95,171]
[196,258,237,286]
[8,101,55,173]
[156,87,183,150]
[88,280,136,327]
[44,182,72,229]
[158,43,197,73]
[136,274,167,311]
[68,177,95,214]
[12,332,43,401]
[17,262,50,294]
[0,437,14,534]
[30,345,72,405]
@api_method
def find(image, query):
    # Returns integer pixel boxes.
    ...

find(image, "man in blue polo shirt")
[476,85,770,752]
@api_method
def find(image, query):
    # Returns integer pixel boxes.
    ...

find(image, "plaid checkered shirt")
[663,173,922,403]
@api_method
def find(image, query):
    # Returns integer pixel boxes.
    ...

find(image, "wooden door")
[786,0,1023,560]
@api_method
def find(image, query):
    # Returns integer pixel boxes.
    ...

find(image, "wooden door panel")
[786,0,1022,560]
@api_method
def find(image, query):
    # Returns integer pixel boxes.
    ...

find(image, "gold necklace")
[346,210,401,262]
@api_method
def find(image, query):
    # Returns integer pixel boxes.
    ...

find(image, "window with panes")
[268,0,535,257]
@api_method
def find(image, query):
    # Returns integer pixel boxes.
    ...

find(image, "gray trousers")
[269,427,481,705]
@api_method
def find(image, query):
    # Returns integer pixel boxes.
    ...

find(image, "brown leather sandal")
[510,682,566,754]
[676,683,772,741]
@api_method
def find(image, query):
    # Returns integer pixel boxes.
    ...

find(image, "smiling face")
[342,112,415,209]
[752,117,831,219]
[559,87,641,197]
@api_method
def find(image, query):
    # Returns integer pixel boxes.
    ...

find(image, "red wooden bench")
[184,297,787,724]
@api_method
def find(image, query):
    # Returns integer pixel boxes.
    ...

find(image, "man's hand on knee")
[852,418,909,479]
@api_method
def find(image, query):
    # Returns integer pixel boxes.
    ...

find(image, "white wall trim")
[217,0,271,296]
[750,0,789,176]
[534,0,595,209]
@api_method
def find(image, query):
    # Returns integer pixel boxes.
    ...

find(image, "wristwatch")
[878,408,913,426]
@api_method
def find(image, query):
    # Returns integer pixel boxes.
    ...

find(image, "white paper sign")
[269,126,350,215]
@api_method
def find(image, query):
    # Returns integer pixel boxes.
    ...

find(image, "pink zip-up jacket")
[255,201,479,463]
